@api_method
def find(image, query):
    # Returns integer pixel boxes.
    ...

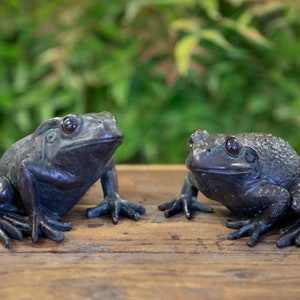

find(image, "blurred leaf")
[14,110,32,133]
[201,0,220,19]
[111,81,130,107]
[0,0,300,163]
[238,26,272,48]
[221,18,272,48]
[237,10,253,26]
[170,18,201,34]
[246,96,271,115]
[252,2,285,17]
[14,62,30,92]
[202,29,232,51]
[175,35,198,75]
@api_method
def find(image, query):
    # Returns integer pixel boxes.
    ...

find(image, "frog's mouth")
[98,136,124,143]
[191,163,253,175]
[60,136,124,152]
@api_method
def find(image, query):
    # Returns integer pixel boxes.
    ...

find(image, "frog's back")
[237,133,300,187]
[0,135,33,181]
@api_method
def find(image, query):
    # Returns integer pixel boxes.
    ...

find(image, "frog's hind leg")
[0,177,28,248]
[277,179,300,247]
[226,184,291,247]
[0,176,14,205]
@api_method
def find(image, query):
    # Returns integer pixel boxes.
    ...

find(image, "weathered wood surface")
[0,165,299,300]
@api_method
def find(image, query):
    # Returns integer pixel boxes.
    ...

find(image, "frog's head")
[186,130,260,178]
[34,112,123,163]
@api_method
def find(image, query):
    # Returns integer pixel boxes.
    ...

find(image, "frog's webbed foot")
[226,218,272,247]
[86,193,146,224]
[276,219,300,248]
[158,196,213,220]
[30,211,72,244]
[0,214,30,248]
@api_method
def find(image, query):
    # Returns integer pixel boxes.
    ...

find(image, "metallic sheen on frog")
[159,129,300,247]
[0,112,145,248]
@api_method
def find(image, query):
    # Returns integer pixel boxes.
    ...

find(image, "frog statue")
[158,129,300,247]
[0,112,145,248]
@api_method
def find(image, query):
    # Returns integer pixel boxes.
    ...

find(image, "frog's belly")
[196,176,267,217]
[212,192,266,217]
[38,182,93,217]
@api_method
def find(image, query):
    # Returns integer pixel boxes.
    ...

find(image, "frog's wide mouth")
[98,136,124,143]
[60,135,124,152]
[190,163,253,175]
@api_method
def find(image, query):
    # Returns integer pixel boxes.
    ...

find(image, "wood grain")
[0,165,299,300]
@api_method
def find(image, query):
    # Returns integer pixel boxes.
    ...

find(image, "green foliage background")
[1,0,300,163]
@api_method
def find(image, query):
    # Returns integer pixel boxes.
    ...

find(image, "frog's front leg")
[18,161,74,243]
[226,184,291,247]
[158,173,213,219]
[86,166,145,223]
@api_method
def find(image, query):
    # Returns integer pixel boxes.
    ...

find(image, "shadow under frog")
[0,112,145,248]
[159,129,300,247]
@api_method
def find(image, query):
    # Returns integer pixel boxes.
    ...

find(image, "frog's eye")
[225,137,242,156]
[61,115,79,134]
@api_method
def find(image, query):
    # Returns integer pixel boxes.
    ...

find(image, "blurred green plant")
[0,0,300,163]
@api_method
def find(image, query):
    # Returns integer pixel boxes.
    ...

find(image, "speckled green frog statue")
[159,129,300,247]
[0,112,145,248]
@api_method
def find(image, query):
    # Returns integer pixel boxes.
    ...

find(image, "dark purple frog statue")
[159,129,300,247]
[0,112,145,248]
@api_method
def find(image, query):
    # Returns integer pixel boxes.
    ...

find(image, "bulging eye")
[225,137,242,156]
[61,115,79,134]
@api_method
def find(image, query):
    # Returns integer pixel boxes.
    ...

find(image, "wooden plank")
[0,165,299,300]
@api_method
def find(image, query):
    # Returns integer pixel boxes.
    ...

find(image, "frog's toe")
[227,225,251,240]
[3,214,30,232]
[226,219,251,229]
[40,221,65,242]
[279,219,300,236]
[0,217,25,248]
[45,215,73,231]
[247,227,268,247]
[0,230,12,248]
[122,200,145,216]
[110,199,145,224]
[276,234,293,248]
[158,197,192,219]
[30,212,65,243]
[0,218,23,240]
[87,194,145,224]
[159,197,213,220]
[227,221,270,247]
[160,199,183,218]
[158,200,177,212]
[277,224,300,248]
[109,198,120,224]
[0,218,24,247]
[86,202,109,219]
[295,236,300,247]
[191,201,213,213]
[120,203,141,222]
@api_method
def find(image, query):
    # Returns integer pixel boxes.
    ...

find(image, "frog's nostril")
[97,118,104,126]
